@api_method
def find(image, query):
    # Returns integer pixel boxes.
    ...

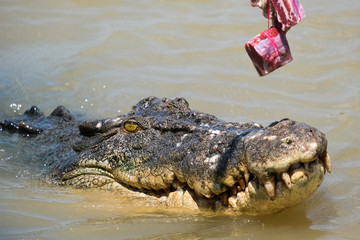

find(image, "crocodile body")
[0,97,331,214]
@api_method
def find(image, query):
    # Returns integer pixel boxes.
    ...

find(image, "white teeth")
[281,172,292,190]
[263,179,276,199]
[324,152,332,173]
[244,173,250,183]
[236,191,246,206]
[291,168,307,182]
[228,196,237,208]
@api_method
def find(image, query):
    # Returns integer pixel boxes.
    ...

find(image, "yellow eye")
[124,121,139,133]
[282,137,293,144]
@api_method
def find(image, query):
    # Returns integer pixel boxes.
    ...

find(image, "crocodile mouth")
[244,151,331,199]
[223,151,331,214]
[60,151,330,214]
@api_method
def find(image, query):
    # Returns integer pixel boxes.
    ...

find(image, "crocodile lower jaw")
[60,157,326,214]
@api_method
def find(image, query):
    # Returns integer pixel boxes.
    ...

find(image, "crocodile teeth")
[323,152,332,173]
[281,172,292,190]
[244,173,250,183]
[228,196,237,208]
[263,179,276,200]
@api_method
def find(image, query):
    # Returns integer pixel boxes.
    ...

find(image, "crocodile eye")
[284,137,293,144]
[124,121,139,133]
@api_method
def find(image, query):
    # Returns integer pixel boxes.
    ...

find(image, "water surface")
[0,0,359,239]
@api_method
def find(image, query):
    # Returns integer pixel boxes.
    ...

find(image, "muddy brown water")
[0,0,359,239]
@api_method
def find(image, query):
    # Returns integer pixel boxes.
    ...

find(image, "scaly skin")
[0,97,331,215]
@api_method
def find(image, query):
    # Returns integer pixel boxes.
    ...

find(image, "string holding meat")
[245,0,305,76]
[250,0,305,31]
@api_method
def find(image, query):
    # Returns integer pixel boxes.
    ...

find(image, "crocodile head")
[237,119,331,214]
[49,97,330,214]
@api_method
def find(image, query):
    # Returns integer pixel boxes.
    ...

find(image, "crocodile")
[0,96,331,215]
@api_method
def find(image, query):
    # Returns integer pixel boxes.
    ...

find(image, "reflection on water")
[0,182,326,239]
[0,0,359,239]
